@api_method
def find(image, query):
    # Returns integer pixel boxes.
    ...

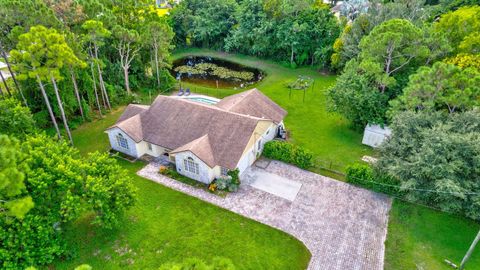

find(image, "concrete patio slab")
[248,171,302,201]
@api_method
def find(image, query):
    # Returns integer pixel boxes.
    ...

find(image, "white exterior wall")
[174,151,215,184]
[236,122,279,175]
[107,127,139,157]
[136,141,169,157]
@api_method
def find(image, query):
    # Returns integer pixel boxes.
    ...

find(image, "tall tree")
[10,26,63,140]
[11,26,83,145]
[328,59,389,128]
[0,41,27,106]
[65,32,88,120]
[0,68,11,95]
[142,20,174,87]
[389,62,480,115]
[113,26,141,95]
[331,0,433,70]
[359,19,428,93]
[171,0,238,49]
[377,110,480,219]
[434,5,480,54]
[82,20,111,110]
[89,57,103,117]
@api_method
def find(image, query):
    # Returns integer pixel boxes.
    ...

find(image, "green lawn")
[54,107,310,269]
[56,49,480,270]
[386,200,480,270]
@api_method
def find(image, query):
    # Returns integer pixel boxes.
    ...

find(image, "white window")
[184,157,199,174]
[257,140,262,150]
[116,133,129,150]
[147,142,152,151]
[221,167,229,176]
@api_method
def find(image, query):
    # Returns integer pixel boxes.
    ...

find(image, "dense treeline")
[329,1,480,220]
[0,0,175,138]
[329,2,480,128]
[170,0,341,67]
[0,1,173,268]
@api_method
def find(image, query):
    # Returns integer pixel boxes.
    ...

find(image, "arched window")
[116,133,129,150]
[184,157,199,174]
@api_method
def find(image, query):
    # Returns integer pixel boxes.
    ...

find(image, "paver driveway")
[138,160,392,270]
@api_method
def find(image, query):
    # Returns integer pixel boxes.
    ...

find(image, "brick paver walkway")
[137,160,391,270]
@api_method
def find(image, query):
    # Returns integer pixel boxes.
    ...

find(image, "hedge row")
[262,141,313,169]
[345,163,402,195]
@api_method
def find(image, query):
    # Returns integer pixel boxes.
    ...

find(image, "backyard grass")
[386,200,480,270]
[54,108,311,269]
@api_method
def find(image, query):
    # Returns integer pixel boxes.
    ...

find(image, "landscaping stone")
[138,160,391,270]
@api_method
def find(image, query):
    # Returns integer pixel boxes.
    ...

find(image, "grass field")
[55,49,480,270]
[386,201,480,270]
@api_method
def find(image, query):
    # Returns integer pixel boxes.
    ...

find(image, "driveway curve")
[138,160,391,270]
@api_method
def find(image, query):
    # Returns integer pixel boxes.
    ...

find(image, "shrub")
[346,163,401,195]
[262,141,313,169]
[0,97,36,138]
[227,169,240,185]
[158,165,169,174]
[214,172,239,193]
[215,175,231,190]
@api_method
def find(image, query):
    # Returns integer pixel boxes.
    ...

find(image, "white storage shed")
[362,124,392,148]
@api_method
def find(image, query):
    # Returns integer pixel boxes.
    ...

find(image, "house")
[106,89,287,184]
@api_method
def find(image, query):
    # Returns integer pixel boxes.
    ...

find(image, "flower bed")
[158,166,227,197]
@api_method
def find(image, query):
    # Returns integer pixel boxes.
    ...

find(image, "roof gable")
[171,135,216,167]
[215,89,287,123]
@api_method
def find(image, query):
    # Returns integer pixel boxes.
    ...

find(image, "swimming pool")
[182,96,220,105]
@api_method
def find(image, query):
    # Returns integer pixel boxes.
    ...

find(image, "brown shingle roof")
[116,114,143,142]
[215,88,287,123]
[170,134,216,167]
[116,104,149,123]
[107,89,286,169]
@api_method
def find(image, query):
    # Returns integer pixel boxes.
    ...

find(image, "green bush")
[346,163,401,195]
[262,141,313,169]
[215,176,231,190]
[214,169,240,192]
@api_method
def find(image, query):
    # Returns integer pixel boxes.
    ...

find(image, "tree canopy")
[390,62,480,115]
[0,98,36,138]
[0,135,34,220]
[377,110,480,219]
[173,0,340,67]
[0,134,137,268]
